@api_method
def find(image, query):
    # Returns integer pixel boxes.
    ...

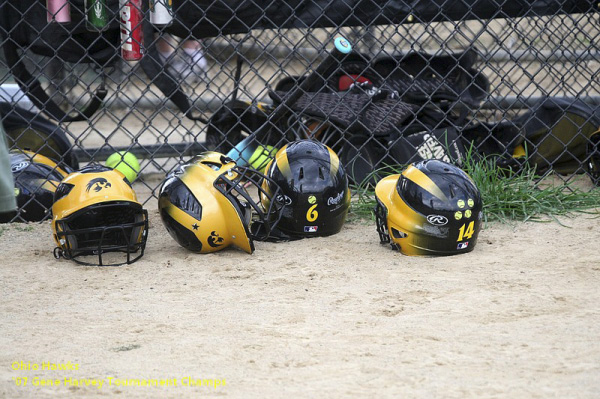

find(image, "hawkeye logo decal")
[426,214,448,226]
[207,231,224,248]
[86,178,112,193]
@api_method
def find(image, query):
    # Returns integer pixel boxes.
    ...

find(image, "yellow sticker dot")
[468,199,475,207]
[465,210,472,218]
[457,200,465,209]
[454,211,463,220]
[308,195,317,204]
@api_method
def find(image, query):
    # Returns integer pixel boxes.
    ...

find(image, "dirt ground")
[1,189,599,398]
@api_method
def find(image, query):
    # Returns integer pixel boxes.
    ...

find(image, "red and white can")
[119,0,144,61]
[150,0,173,27]
[46,0,71,23]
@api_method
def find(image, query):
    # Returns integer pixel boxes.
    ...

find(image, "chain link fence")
[1,1,599,221]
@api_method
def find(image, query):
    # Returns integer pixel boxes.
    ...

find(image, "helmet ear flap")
[129,212,147,248]
[66,232,78,254]
[227,192,252,227]
[53,219,78,259]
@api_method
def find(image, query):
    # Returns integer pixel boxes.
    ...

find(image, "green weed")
[350,154,600,223]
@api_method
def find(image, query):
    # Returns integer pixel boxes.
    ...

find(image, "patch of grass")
[463,156,600,223]
[111,344,141,352]
[350,156,600,224]
[14,225,34,232]
[350,164,399,221]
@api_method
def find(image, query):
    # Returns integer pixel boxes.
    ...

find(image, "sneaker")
[160,48,208,83]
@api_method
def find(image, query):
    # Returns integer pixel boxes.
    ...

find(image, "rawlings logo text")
[327,191,345,206]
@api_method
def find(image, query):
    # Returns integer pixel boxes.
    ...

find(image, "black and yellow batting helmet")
[51,165,148,265]
[158,152,284,253]
[261,140,351,239]
[10,150,73,221]
[374,159,483,256]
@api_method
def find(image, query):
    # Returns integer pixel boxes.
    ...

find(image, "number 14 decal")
[457,221,475,241]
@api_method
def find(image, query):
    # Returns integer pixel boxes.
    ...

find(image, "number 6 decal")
[306,204,318,222]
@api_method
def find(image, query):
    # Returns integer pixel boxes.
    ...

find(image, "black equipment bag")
[515,97,600,175]
[387,126,467,166]
[373,49,489,110]
[0,102,79,170]
[0,0,119,122]
[274,49,489,112]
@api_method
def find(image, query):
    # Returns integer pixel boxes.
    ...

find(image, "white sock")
[183,47,207,71]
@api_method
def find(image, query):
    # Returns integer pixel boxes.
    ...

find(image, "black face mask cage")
[213,164,286,240]
[54,203,148,266]
[374,198,391,245]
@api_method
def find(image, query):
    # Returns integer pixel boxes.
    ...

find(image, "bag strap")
[0,102,79,170]
[140,10,208,123]
[587,129,600,185]
[2,41,107,122]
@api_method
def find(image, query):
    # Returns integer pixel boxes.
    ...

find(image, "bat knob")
[334,37,352,54]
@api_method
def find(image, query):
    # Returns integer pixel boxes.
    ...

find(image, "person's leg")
[181,40,208,74]
[0,120,17,222]
[157,35,208,81]
[156,33,177,64]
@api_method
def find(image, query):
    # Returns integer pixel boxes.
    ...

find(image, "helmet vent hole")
[318,167,324,180]
[449,185,456,198]
[391,228,407,239]
[299,167,304,179]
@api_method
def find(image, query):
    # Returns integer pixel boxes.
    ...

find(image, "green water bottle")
[85,0,109,31]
